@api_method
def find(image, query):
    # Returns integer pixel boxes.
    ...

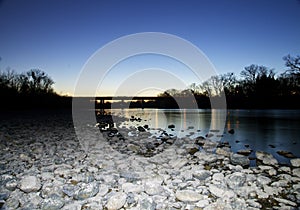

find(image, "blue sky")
[0,0,300,96]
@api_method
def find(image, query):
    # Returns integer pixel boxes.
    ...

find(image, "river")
[99,109,300,165]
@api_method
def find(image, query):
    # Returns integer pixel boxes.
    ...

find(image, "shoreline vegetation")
[1,54,300,110]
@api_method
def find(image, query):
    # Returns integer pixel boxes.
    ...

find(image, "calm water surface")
[104,109,300,164]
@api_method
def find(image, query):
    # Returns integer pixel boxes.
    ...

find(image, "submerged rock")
[277,150,296,158]
[168,124,175,129]
[228,129,235,134]
[237,149,252,156]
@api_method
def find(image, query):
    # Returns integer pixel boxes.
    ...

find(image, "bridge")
[93,96,200,109]
[94,96,162,108]
[73,95,206,109]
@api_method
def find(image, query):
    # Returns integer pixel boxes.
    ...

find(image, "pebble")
[106,192,127,210]
[73,182,99,200]
[291,158,300,167]
[1,112,300,210]
[175,190,203,202]
[256,151,278,165]
[40,193,65,210]
[193,170,211,180]
[226,172,246,189]
[19,175,41,193]
[230,153,250,166]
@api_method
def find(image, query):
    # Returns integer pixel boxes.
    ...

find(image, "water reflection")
[105,108,300,164]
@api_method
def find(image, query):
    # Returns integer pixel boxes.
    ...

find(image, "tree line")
[1,54,299,109]
[0,68,70,109]
[158,54,300,109]
[0,69,55,97]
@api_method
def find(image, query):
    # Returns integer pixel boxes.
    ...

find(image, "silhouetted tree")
[283,54,300,75]
[26,69,54,95]
[200,75,224,97]
[279,55,300,96]
[220,72,237,95]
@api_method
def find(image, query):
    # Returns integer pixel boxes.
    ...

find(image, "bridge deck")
[95,96,161,100]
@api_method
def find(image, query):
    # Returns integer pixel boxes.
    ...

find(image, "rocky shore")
[0,111,300,209]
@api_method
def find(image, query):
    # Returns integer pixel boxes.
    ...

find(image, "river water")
[102,109,300,164]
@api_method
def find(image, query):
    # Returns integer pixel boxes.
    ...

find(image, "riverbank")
[0,111,300,209]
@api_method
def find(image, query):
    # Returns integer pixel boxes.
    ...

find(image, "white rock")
[256,151,278,165]
[196,199,210,208]
[62,202,82,210]
[292,168,300,177]
[175,190,203,202]
[278,166,291,173]
[230,153,250,166]
[226,172,246,189]
[271,180,288,187]
[274,197,297,207]
[122,182,144,193]
[203,198,233,210]
[144,181,164,195]
[215,148,231,157]
[247,199,262,208]
[193,170,211,180]
[258,165,273,171]
[194,152,217,163]
[268,168,277,176]
[212,173,224,183]
[293,183,300,191]
[20,175,41,193]
[106,192,127,210]
[256,189,269,199]
[290,158,300,167]
[169,158,188,169]
[256,175,271,186]
[263,185,279,196]
[278,173,292,181]
[208,184,235,198]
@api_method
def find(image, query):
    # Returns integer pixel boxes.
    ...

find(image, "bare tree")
[283,54,300,75]
[200,75,224,97]
[240,64,259,84]
[26,69,54,93]
[220,72,237,94]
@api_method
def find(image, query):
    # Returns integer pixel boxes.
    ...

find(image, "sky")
[0,0,300,96]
